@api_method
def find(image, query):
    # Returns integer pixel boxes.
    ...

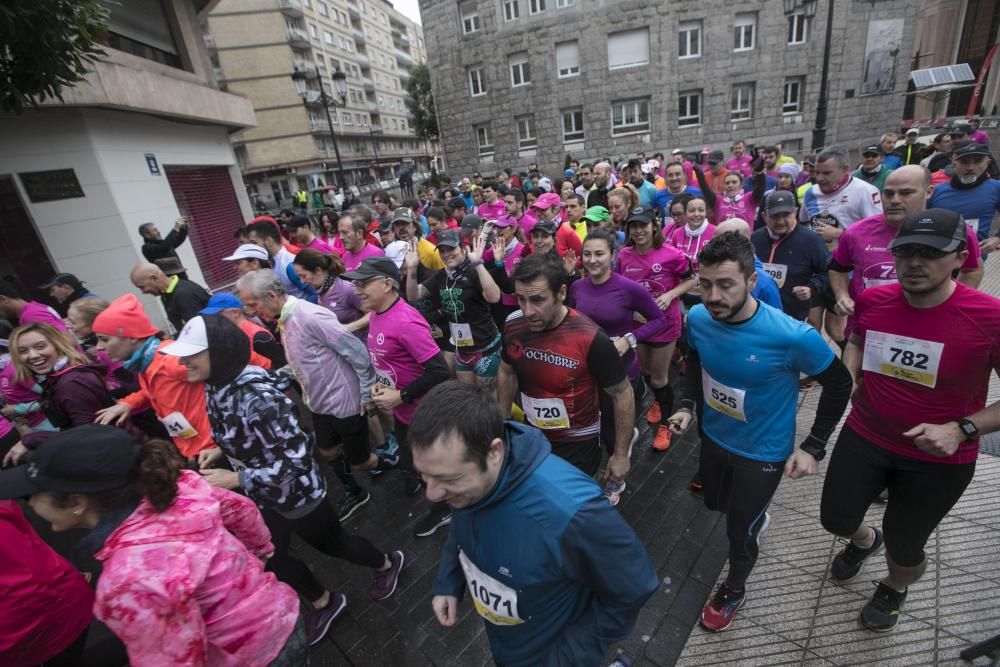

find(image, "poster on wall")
[861,19,904,95]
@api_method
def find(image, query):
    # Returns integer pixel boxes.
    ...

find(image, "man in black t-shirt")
[405,229,503,386]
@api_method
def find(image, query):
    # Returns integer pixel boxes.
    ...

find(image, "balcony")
[394,49,413,67]
[278,0,304,18]
[398,68,410,83]
[287,27,310,48]
[396,33,410,48]
[352,29,365,45]
[309,118,331,133]
[292,61,319,78]
[355,53,370,69]
[367,101,380,115]
[300,89,323,105]
[361,77,375,91]
[347,1,360,20]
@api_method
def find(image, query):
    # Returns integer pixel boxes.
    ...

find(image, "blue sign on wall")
[145,153,160,176]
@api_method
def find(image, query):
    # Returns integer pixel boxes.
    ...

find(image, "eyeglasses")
[890,245,951,260]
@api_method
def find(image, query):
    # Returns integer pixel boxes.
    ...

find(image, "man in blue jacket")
[410,381,658,667]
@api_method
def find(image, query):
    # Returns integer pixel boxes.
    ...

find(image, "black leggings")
[820,425,975,567]
[700,437,783,591]
[263,497,385,601]
[600,376,646,456]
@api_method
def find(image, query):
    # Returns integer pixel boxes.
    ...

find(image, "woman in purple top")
[568,229,666,458]
[292,249,369,336]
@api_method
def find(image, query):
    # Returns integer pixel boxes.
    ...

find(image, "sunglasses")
[891,245,952,260]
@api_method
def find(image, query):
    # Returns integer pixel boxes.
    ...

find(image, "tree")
[0,0,108,114]
[403,63,439,141]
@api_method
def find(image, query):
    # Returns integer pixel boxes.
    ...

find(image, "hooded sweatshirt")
[23,363,116,448]
[93,471,299,667]
[201,315,326,518]
[432,422,659,667]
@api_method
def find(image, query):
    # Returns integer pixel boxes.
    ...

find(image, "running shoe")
[335,487,370,521]
[603,479,626,506]
[700,583,747,632]
[377,433,399,457]
[370,550,405,601]
[689,472,703,492]
[306,592,347,645]
[646,400,661,425]
[652,424,672,452]
[413,506,452,537]
[830,527,884,581]
[860,581,907,632]
[402,470,423,496]
[873,488,888,505]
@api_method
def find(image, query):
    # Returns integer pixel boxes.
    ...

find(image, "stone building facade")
[419,0,919,176]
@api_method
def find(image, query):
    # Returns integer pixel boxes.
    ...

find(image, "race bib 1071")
[459,550,524,626]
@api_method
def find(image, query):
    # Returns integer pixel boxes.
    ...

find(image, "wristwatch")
[400,389,413,404]
[624,333,637,349]
[799,435,826,461]
[957,418,979,441]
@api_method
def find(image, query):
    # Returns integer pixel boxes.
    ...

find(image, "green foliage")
[403,63,439,140]
[0,0,109,114]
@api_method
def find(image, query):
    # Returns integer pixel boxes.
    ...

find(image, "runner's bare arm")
[495,360,518,419]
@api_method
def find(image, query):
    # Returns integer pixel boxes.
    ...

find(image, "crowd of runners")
[1,120,999,667]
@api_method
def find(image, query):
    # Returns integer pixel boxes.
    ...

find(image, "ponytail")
[135,439,184,512]
[294,247,345,277]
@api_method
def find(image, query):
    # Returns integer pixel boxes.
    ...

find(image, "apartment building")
[418,0,919,176]
[207,0,437,208]
[0,0,255,326]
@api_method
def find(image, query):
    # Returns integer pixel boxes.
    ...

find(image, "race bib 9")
[449,322,474,348]
[761,263,788,288]
[159,411,198,439]
[862,330,943,388]
[521,394,570,430]
[701,370,747,422]
[459,550,523,625]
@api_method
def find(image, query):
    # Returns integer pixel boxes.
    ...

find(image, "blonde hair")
[608,185,639,211]
[10,323,89,383]
[68,297,110,328]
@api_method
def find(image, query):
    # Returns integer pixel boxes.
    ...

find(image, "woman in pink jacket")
[0,424,305,667]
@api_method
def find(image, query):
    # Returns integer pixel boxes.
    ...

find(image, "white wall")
[0,107,252,328]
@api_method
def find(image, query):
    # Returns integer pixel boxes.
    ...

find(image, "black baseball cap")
[0,425,140,499]
[862,144,883,156]
[707,150,725,164]
[460,214,485,237]
[953,142,990,159]
[888,208,967,253]
[38,272,84,290]
[625,206,656,226]
[445,197,467,211]
[531,220,558,236]
[949,123,973,136]
[340,256,401,282]
[284,213,311,231]
[435,228,463,248]
[764,190,796,215]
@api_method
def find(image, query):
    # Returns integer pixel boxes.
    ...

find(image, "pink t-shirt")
[726,155,753,178]
[484,241,526,307]
[667,223,716,273]
[305,236,334,254]
[477,200,506,221]
[367,297,440,424]
[342,242,385,272]
[20,302,66,331]
[848,282,1000,464]
[617,244,692,342]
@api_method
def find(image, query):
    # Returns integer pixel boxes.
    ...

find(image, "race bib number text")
[701,370,747,422]
[761,263,788,288]
[862,330,943,388]
[459,550,523,625]
[449,322,474,348]
[159,411,198,439]
[521,395,570,430]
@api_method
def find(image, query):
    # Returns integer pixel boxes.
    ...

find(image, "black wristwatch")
[799,436,826,461]
[400,389,413,404]
[957,418,979,441]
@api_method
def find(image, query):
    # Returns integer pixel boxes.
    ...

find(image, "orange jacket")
[120,340,214,457]
[238,318,273,370]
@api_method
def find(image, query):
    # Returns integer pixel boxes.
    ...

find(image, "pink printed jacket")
[93,471,299,667]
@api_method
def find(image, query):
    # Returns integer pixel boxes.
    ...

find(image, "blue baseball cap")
[199,292,242,314]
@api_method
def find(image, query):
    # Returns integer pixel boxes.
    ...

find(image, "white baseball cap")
[222,243,268,262]
[159,316,208,357]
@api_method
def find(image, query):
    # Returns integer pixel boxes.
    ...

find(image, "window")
[509,53,530,86]
[378,95,384,106]
[461,8,480,34]
[516,115,537,149]
[529,0,545,14]
[788,13,808,44]
[678,21,701,59]
[400,119,406,130]
[678,90,701,127]
[611,98,650,135]
[309,23,318,38]
[317,1,328,15]
[555,41,579,77]
[731,83,754,120]
[356,113,364,124]
[504,0,519,21]
[608,29,649,70]
[350,89,359,102]
[468,67,486,96]
[556,0,575,6]
[476,124,494,156]
[392,118,398,129]
[734,13,755,51]
[783,77,803,113]
[324,30,333,44]
[342,113,353,125]
[562,108,584,142]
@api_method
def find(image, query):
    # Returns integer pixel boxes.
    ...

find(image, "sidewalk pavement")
[309,261,1000,666]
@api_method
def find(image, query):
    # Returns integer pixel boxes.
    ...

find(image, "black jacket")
[162,278,210,333]
[750,224,830,321]
[142,226,188,264]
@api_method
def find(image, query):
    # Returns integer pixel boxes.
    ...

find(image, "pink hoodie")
[94,471,299,667]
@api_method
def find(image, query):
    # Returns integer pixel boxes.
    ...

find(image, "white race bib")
[459,550,524,625]
[863,278,897,289]
[965,218,979,233]
[374,369,396,389]
[449,322,474,348]
[862,330,943,388]
[701,370,747,422]
[761,262,788,288]
[159,411,198,439]
[521,394,570,430]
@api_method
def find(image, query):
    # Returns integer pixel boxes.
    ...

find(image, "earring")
[73,510,82,515]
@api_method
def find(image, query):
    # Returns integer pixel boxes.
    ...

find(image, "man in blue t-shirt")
[668,232,852,634]
[928,142,1000,255]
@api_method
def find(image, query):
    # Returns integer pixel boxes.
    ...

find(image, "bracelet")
[470,259,484,268]
[494,260,505,268]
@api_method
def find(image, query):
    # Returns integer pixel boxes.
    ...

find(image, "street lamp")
[291,66,349,194]
[784,0,828,152]
[370,127,383,181]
